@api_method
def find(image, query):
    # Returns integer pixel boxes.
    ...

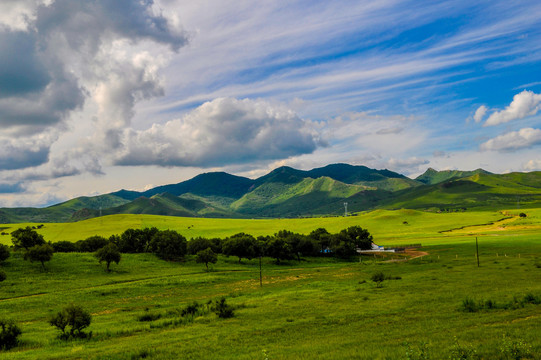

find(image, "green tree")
[331,226,373,258]
[11,227,45,250]
[0,318,22,350]
[24,244,54,270]
[95,243,121,272]
[265,237,294,264]
[196,247,217,270]
[222,233,256,263]
[308,228,332,253]
[76,235,109,252]
[49,304,92,340]
[0,244,10,262]
[371,271,385,288]
[188,237,212,255]
[149,230,187,261]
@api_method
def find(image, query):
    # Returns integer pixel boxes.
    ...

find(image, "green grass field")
[1,209,540,359]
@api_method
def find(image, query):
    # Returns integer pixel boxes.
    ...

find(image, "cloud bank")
[115,97,323,167]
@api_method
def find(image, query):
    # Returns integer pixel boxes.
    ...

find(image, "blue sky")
[0,0,541,207]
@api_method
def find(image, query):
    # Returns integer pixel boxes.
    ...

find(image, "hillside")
[1,164,541,223]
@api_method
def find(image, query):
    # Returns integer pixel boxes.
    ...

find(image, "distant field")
[3,208,539,246]
[1,209,540,359]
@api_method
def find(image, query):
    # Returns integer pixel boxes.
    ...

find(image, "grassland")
[1,209,540,359]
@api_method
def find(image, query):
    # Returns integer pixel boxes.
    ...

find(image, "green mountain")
[1,165,541,223]
[415,168,491,185]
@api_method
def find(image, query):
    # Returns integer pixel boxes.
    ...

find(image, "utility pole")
[344,202,348,217]
[475,237,480,267]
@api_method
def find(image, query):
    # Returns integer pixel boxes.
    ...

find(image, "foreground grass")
[1,236,540,359]
[1,209,540,359]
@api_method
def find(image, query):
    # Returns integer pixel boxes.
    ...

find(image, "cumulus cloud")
[480,128,541,151]
[473,105,487,123]
[522,159,541,171]
[115,97,323,167]
[385,157,429,173]
[484,90,541,126]
[0,0,188,172]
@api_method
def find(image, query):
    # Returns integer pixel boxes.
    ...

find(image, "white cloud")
[484,90,541,126]
[522,159,541,171]
[114,97,323,167]
[473,105,488,123]
[480,128,541,151]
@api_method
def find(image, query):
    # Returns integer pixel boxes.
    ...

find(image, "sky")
[1,0,541,207]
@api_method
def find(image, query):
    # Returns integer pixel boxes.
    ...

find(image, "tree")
[51,241,78,253]
[49,304,92,340]
[308,228,332,253]
[371,271,385,288]
[24,244,53,270]
[187,237,212,255]
[149,230,187,261]
[0,318,22,350]
[0,244,10,262]
[265,237,294,264]
[331,226,373,258]
[222,233,256,263]
[95,243,121,272]
[76,235,109,252]
[196,247,217,270]
[11,227,45,250]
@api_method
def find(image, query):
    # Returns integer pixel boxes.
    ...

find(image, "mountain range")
[1,163,540,223]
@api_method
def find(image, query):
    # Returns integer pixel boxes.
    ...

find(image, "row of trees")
[1,225,373,275]
[59,225,373,264]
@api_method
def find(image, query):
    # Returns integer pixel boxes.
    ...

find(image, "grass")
[0,209,540,359]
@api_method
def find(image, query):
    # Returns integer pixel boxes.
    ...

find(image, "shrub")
[448,337,478,360]
[137,312,162,322]
[499,334,532,360]
[52,241,78,253]
[195,248,217,270]
[0,319,22,350]
[461,297,478,312]
[214,297,234,319]
[0,244,10,262]
[519,212,527,218]
[50,304,92,340]
[181,302,201,317]
[371,271,385,287]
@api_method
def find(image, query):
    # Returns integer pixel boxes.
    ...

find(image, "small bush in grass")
[181,301,201,317]
[371,271,385,287]
[0,244,10,262]
[0,319,21,350]
[461,297,478,312]
[214,297,234,319]
[523,293,540,305]
[448,337,478,360]
[499,334,532,360]
[137,312,162,322]
[404,341,430,360]
[50,304,92,340]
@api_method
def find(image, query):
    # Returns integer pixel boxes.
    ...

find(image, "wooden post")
[475,237,480,267]
[259,256,262,287]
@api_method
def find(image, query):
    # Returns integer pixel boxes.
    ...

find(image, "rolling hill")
[1,164,540,223]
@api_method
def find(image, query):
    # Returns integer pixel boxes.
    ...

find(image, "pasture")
[0,209,540,359]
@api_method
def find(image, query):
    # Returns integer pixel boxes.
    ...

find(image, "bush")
[371,271,385,287]
[214,297,234,319]
[0,244,10,262]
[195,248,217,270]
[519,212,527,218]
[52,241,78,253]
[137,312,162,322]
[499,334,532,360]
[50,304,92,340]
[0,270,5,282]
[0,319,22,350]
[448,337,478,360]
[461,297,478,312]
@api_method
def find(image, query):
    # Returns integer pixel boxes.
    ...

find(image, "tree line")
[0,225,373,277]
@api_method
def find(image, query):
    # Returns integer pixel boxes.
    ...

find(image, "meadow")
[0,209,540,359]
